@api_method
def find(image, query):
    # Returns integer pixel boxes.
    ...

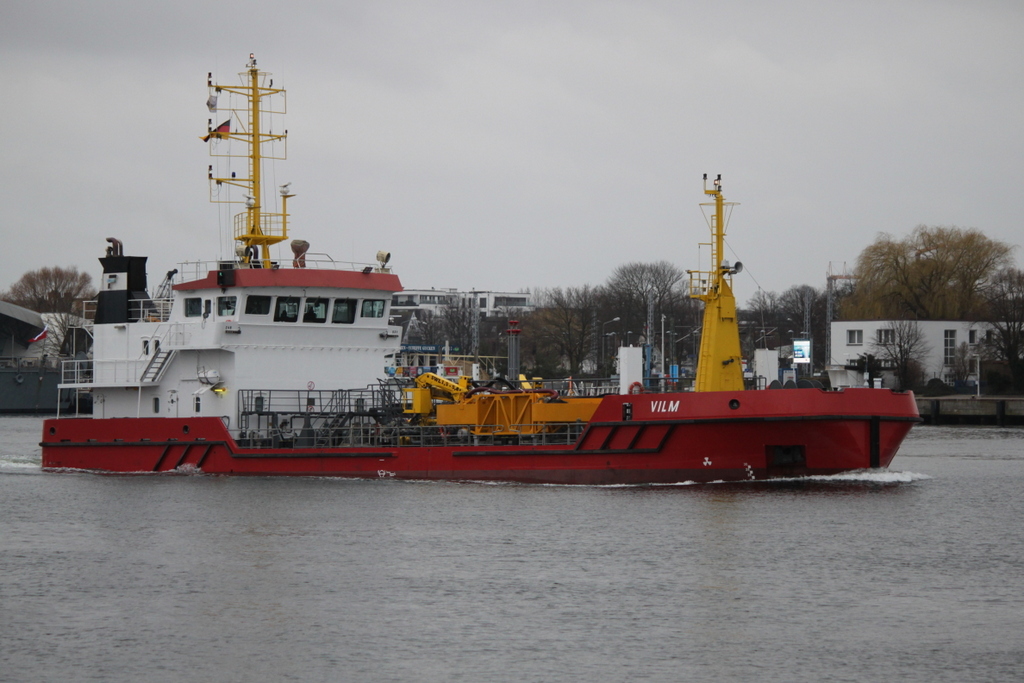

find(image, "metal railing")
[518,376,695,395]
[77,298,172,330]
[61,358,152,386]
[231,384,589,450]
[0,355,62,371]
[229,421,588,450]
[175,256,381,281]
[130,298,172,322]
[59,319,194,386]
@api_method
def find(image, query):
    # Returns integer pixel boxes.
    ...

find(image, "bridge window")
[303,297,329,323]
[274,297,301,323]
[361,299,385,318]
[218,296,237,316]
[184,297,202,317]
[332,299,356,324]
[245,295,271,315]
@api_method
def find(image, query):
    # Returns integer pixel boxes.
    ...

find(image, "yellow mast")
[204,54,292,268]
[689,174,744,392]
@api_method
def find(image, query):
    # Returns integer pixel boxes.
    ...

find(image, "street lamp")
[976,354,982,398]
[660,314,666,375]
[599,317,620,375]
[606,331,618,372]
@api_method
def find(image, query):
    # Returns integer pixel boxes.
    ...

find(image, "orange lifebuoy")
[629,381,643,395]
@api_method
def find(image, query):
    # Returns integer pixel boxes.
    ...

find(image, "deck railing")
[175,256,382,281]
[229,421,588,450]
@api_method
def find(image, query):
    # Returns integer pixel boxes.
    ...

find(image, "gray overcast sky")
[2,0,1022,305]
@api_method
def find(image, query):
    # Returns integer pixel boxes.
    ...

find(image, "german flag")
[201,119,230,142]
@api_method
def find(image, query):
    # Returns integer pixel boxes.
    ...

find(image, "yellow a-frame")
[689,175,744,392]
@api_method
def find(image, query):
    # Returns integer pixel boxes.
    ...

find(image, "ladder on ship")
[140,349,176,383]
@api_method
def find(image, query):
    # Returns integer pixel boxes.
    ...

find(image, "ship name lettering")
[651,400,680,413]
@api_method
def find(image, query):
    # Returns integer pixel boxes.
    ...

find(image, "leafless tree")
[952,342,973,385]
[983,267,1024,391]
[528,285,600,376]
[403,310,445,346]
[603,261,690,337]
[872,319,931,390]
[440,296,478,355]
[2,266,95,355]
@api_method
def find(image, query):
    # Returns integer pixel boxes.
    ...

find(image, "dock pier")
[916,396,1024,426]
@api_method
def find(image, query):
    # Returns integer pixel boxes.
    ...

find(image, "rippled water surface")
[3,417,1023,682]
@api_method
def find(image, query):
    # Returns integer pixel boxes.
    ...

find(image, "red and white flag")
[28,324,48,344]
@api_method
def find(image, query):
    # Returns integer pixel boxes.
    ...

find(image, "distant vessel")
[0,301,64,413]
[41,55,920,482]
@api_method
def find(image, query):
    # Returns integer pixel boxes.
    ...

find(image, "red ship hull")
[41,388,920,484]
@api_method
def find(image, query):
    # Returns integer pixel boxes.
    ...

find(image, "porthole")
[729,399,740,410]
[183,425,190,434]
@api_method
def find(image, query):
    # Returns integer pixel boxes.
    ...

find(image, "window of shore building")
[944,330,957,366]
[847,329,863,346]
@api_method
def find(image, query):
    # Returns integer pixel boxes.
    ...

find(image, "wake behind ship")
[41,55,920,483]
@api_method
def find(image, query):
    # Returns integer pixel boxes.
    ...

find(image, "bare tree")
[952,342,973,386]
[528,285,600,376]
[440,296,478,355]
[403,310,446,346]
[2,266,95,355]
[983,267,1024,392]
[746,289,781,325]
[872,319,931,390]
[604,261,689,337]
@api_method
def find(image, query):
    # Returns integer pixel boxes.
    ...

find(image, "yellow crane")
[403,372,601,436]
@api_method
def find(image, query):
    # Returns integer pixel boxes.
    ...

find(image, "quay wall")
[915,396,1024,426]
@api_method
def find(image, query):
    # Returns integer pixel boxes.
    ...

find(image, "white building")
[829,319,993,387]
[391,288,535,318]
